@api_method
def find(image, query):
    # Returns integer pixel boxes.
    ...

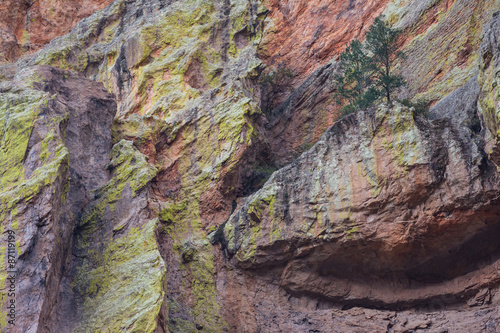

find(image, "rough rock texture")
[265,61,339,165]
[0,66,116,332]
[4,0,271,331]
[220,97,500,332]
[261,0,500,167]
[53,138,164,333]
[224,101,500,305]
[479,12,500,167]
[0,65,167,333]
[0,0,113,63]
[388,0,500,101]
[260,0,389,82]
[3,0,500,332]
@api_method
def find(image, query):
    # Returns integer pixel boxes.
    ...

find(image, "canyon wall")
[1,0,500,332]
[0,0,113,63]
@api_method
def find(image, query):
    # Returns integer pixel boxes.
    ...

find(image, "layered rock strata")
[2,0,500,332]
[224,102,500,307]
[0,0,113,63]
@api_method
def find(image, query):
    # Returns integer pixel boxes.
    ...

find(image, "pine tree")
[334,40,375,105]
[365,17,405,104]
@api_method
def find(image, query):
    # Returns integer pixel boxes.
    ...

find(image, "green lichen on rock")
[0,243,5,328]
[224,183,277,263]
[377,104,424,174]
[383,0,500,101]
[186,237,226,333]
[0,82,70,331]
[15,0,265,330]
[72,218,166,333]
[0,84,69,217]
[0,87,47,191]
[477,12,500,164]
[69,138,165,332]
[107,140,158,193]
[223,104,436,265]
[478,61,499,136]
[75,139,157,244]
[165,199,227,333]
[159,201,188,226]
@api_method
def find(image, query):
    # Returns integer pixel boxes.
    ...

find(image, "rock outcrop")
[4,0,270,331]
[479,12,500,167]
[224,101,500,307]
[2,0,500,332]
[0,66,117,332]
[0,0,113,63]
[0,65,166,333]
[263,0,500,167]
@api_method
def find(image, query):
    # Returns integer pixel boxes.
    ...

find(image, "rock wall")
[0,0,113,63]
[224,100,500,307]
[0,66,116,332]
[2,0,500,332]
[265,0,500,166]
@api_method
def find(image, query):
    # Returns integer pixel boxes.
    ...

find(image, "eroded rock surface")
[224,102,500,307]
[0,65,116,332]
[0,0,113,63]
[479,12,500,167]
[260,0,500,168]
[3,0,500,332]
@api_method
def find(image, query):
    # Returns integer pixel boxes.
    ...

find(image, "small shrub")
[259,66,295,115]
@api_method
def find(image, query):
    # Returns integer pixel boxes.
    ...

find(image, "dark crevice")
[406,221,500,284]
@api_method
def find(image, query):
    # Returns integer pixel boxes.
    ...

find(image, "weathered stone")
[224,103,500,308]
[479,11,500,166]
[3,0,500,332]
[0,0,113,63]
[0,65,116,333]
[389,0,500,102]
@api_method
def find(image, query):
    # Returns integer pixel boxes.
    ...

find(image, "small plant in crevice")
[259,65,295,116]
[298,141,315,153]
[239,164,278,197]
[468,115,482,133]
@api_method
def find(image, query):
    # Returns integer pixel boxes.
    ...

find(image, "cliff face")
[0,0,113,63]
[2,0,500,332]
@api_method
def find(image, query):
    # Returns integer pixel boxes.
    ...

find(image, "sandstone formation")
[0,0,113,63]
[0,66,118,332]
[1,0,500,332]
[265,0,500,166]
[224,100,500,307]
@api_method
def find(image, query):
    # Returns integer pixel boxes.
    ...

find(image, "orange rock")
[261,0,390,83]
[0,0,113,62]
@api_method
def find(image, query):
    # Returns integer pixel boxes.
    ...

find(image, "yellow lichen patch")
[75,140,157,247]
[162,197,227,332]
[376,105,424,176]
[0,89,46,191]
[73,219,166,333]
[0,84,71,331]
[385,0,500,101]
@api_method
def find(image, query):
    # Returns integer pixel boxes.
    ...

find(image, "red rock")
[0,0,113,62]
